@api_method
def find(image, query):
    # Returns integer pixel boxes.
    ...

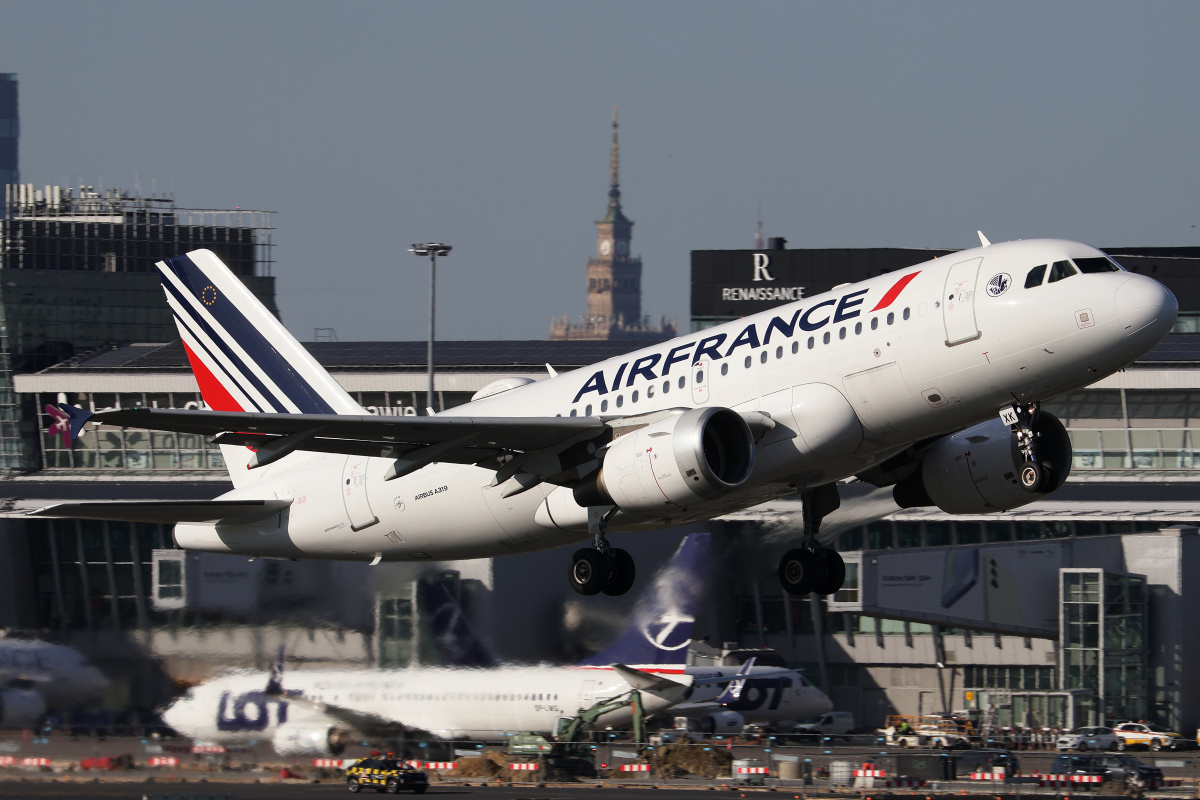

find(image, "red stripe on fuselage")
[870,271,921,312]
[182,341,245,412]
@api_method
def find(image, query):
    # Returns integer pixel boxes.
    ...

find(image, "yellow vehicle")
[1113,722,1189,752]
[345,756,430,794]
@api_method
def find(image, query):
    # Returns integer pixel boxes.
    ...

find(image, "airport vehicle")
[159,536,708,755]
[882,714,974,748]
[1050,753,1162,786]
[35,238,1177,597]
[1112,721,1190,751]
[345,756,428,793]
[788,710,854,740]
[1056,725,1119,752]
[0,639,109,727]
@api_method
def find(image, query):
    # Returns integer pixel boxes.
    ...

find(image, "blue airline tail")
[575,533,710,669]
[424,534,712,670]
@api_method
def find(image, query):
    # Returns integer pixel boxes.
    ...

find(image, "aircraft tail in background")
[576,533,710,670]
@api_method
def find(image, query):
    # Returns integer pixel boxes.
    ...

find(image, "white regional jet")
[36,236,1177,597]
[158,535,715,755]
[0,639,109,726]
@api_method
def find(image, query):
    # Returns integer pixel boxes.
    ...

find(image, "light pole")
[408,243,451,414]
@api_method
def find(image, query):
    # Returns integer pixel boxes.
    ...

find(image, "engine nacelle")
[698,709,745,735]
[894,413,1072,514]
[574,407,755,513]
[272,724,351,757]
[0,688,46,728]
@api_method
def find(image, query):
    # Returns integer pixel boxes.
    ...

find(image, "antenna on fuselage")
[977,231,992,247]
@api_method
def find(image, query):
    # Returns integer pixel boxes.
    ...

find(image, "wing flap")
[27,500,291,524]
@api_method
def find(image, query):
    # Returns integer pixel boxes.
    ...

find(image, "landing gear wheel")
[811,549,846,596]
[1019,460,1044,492]
[602,548,636,596]
[778,548,824,595]
[568,549,608,596]
[348,778,363,793]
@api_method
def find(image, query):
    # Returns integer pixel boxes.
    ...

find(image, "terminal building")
[2,205,1200,736]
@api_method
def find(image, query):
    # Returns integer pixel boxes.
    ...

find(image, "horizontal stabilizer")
[28,500,291,524]
[610,663,690,693]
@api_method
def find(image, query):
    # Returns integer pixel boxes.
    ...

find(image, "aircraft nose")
[1116,275,1177,337]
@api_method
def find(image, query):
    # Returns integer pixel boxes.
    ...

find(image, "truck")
[788,711,855,740]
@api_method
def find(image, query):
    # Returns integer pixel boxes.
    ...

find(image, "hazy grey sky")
[5,1,1198,341]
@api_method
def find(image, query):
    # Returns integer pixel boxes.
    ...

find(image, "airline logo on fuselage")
[216,690,288,731]
[573,275,918,404]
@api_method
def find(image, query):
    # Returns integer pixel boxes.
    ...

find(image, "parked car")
[791,711,855,739]
[1056,726,1119,752]
[953,749,1020,777]
[1050,753,1163,786]
[1113,722,1190,751]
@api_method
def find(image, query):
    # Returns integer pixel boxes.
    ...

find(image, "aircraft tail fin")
[156,249,364,486]
[576,533,711,669]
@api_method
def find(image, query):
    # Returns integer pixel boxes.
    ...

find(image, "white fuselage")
[162,664,690,744]
[173,239,1175,561]
[681,666,833,724]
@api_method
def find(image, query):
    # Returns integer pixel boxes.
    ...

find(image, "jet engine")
[573,407,754,512]
[893,413,1072,515]
[0,688,46,728]
[272,724,352,756]
[697,709,745,735]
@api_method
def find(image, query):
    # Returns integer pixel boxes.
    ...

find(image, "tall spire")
[603,106,629,223]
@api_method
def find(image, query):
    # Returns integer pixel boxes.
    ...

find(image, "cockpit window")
[1073,256,1123,273]
[1025,264,1047,288]
[1048,260,1078,283]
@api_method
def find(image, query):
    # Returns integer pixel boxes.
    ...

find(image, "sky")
[4,1,1199,342]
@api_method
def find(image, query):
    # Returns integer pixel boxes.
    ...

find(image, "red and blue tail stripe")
[156,250,362,416]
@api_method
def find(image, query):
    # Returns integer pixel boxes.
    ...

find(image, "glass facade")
[26,517,172,632]
[1060,569,1147,724]
[1044,389,1200,470]
[838,518,1164,551]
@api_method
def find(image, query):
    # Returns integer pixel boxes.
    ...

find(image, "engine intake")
[272,724,351,756]
[574,407,754,513]
[893,412,1071,514]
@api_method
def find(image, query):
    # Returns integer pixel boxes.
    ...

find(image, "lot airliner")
[35,235,1177,597]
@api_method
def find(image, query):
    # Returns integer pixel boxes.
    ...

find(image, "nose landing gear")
[1009,401,1048,492]
[778,483,846,596]
[568,507,636,596]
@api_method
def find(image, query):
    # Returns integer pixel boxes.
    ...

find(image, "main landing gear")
[568,507,636,597]
[778,483,847,596]
[1010,401,1048,492]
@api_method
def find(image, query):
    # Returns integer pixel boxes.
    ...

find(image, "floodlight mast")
[408,243,451,413]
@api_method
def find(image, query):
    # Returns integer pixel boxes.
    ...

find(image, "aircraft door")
[691,360,710,405]
[943,257,983,345]
[341,456,379,531]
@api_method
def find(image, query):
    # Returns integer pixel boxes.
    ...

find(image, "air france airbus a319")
[37,234,1177,597]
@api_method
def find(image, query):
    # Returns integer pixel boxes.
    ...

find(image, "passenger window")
[600,399,608,412]
[720,363,728,376]
[791,341,799,354]
[631,390,638,403]
[615,395,624,408]
[839,327,846,340]
[902,307,910,320]
[585,404,592,416]
[678,376,685,389]
[886,312,894,325]
[744,355,752,369]
[569,408,577,417]
[647,384,655,397]
[760,351,768,364]
[1025,264,1047,288]
[662,381,669,394]
[871,317,878,330]
[854,322,862,335]
[775,346,783,359]
[807,336,814,349]
[822,331,831,344]
[1048,260,1077,283]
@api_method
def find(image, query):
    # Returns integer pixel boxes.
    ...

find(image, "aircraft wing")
[67,406,608,487]
[609,664,692,693]
[27,500,291,524]
[275,692,439,741]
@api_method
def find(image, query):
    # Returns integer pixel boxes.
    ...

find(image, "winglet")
[716,656,756,705]
[264,646,285,696]
[977,230,991,247]
[56,404,94,443]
